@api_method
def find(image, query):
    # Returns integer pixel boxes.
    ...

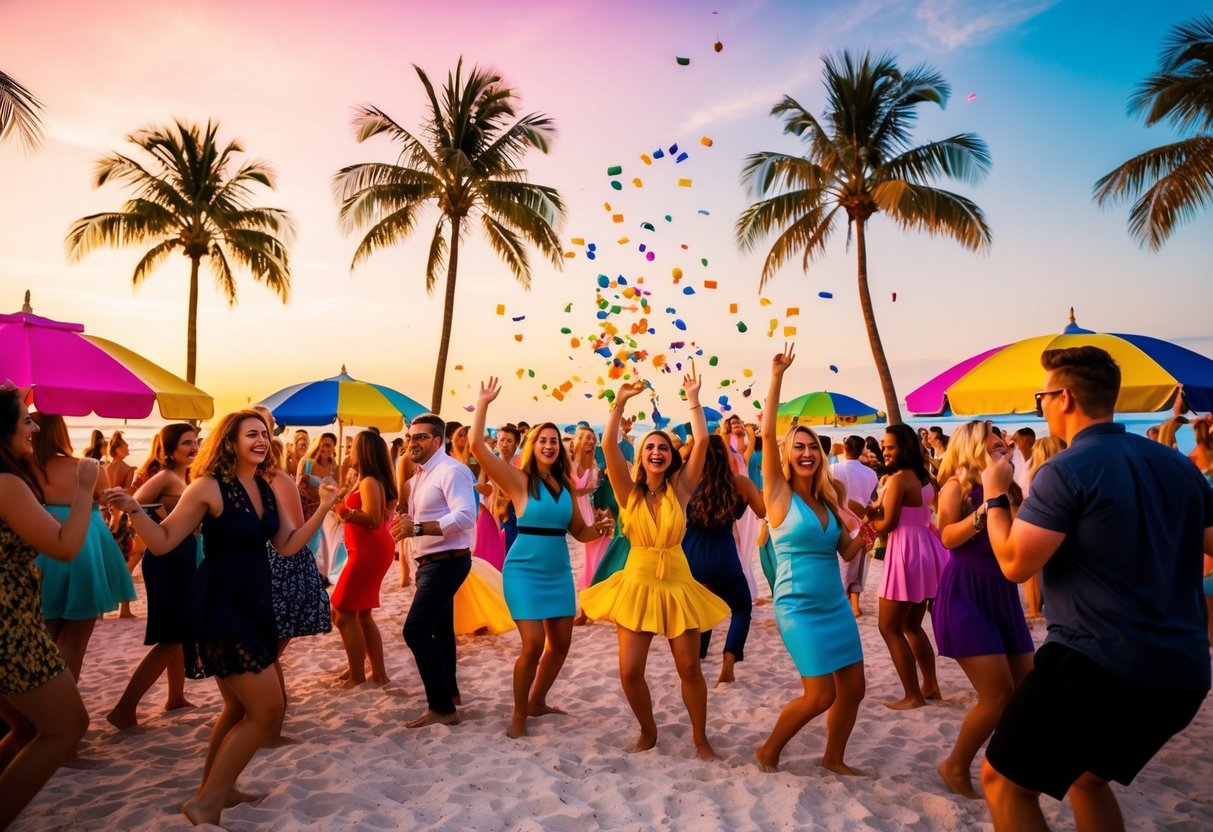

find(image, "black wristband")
[985,494,1011,511]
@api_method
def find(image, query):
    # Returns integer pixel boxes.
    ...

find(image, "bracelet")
[688,404,702,410]
[972,510,987,532]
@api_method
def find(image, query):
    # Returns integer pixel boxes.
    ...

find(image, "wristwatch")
[413,522,425,537]
[985,494,1011,511]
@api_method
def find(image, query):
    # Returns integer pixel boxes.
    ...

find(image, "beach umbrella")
[258,366,427,432]
[0,292,214,420]
[776,391,884,432]
[673,405,724,437]
[906,309,1213,416]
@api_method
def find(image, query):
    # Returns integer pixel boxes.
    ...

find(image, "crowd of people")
[0,343,1210,830]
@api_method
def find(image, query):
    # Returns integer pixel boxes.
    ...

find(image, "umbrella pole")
[337,420,344,467]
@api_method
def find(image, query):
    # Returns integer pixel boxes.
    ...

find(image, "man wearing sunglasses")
[976,346,1213,832]
[391,413,477,728]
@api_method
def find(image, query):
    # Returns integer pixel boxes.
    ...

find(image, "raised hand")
[682,361,702,402]
[478,377,502,407]
[616,379,647,405]
[103,486,139,514]
[981,454,1014,495]
[772,342,796,376]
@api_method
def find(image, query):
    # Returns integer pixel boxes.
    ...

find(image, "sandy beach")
[13,550,1212,832]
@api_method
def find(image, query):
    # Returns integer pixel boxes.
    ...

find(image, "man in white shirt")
[391,413,478,727]
[831,435,879,616]
[1010,428,1036,496]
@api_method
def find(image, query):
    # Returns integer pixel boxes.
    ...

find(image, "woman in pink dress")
[332,431,397,687]
[869,423,945,709]
[569,426,606,589]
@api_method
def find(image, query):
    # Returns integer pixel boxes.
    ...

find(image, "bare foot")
[883,696,927,710]
[527,702,567,717]
[337,669,352,682]
[852,607,863,618]
[118,602,136,619]
[262,734,300,748]
[694,739,720,761]
[754,747,779,773]
[225,788,266,807]
[369,675,390,687]
[339,677,365,690]
[506,713,527,739]
[629,730,658,753]
[823,759,868,776]
[163,698,195,712]
[716,654,736,686]
[572,612,588,627]
[923,689,943,701]
[181,797,221,827]
[937,760,979,798]
[406,709,460,728]
[105,707,138,731]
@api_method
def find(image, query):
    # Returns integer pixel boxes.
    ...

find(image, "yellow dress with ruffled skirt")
[579,486,729,637]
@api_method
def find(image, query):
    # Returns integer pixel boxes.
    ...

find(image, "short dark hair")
[817,434,831,452]
[1041,346,1120,417]
[929,426,944,437]
[844,435,866,457]
[497,423,521,443]
[412,413,444,438]
[366,425,381,436]
[1015,427,1036,441]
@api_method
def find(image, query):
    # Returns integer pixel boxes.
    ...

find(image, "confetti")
[714,40,723,53]
[511,315,526,322]
[640,153,652,165]
[632,178,644,188]
[514,334,523,341]
[818,291,833,299]
[675,152,689,163]
[570,237,585,246]
[673,319,687,330]
[729,303,738,313]
[612,214,624,223]
[463,404,475,412]
[700,136,714,146]
[786,307,799,316]
[607,164,623,176]
[610,180,622,191]
[496,304,505,315]
[892,292,897,302]
[966,92,978,102]
[677,178,692,187]
[703,280,717,289]
[829,364,839,373]
[784,326,797,336]
[697,210,710,216]
[676,56,690,66]
[736,321,748,332]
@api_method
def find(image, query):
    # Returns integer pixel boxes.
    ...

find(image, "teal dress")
[503,483,575,620]
[37,505,136,620]
[769,495,862,677]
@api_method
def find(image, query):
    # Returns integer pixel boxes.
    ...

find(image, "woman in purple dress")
[931,421,1033,799]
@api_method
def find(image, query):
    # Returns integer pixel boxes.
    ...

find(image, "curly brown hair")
[688,435,740,527]
[190,410,278,483]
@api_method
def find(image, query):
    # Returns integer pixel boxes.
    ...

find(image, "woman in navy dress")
[755,345,867,775]
[106,410,337,828]
[469,378,611,739]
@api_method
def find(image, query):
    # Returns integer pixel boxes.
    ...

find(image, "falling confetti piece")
[632,178,643,188]
[463,404,475,412]
[571,237,585,246]
[818,291,833,299]
[677,178,692,187]
[966,92,977,101]
[514,334,523,341]
[714,40,723,52]
[641,222,655,231]
[736,321,748,332]
[729,303,738,313]
[653,148,665,160]
[892,292,897,302]
[511,315,525,322]
[682,286,695,295]
[671,267,683,280]
[612,213,624,223]
[563,251,576,259]
[700,136,713,146]
[640,153,652,165]
[669,143,679,154]
[673,319,687,330]
[784,326,797,336]
[829,365,839,373]
[701,257,709,266]
[703,280,717,289]
[564,302,573,312]
[617,236,630,244]
[496,304,505,315]
[786,307,799,316]
[610,180,622,191]
[645,252,655,261]
[760,298,772,307]
[697,210,710,216]
[675,152,689,163]
[607,164,622,176]
[742,368,753,378]
[709,356,719,366]
[676,56,690,66]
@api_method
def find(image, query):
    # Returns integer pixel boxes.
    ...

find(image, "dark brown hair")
[0,386,42,501]
[688,435,739,527]
[352,430,398,505]
[519,422,572,499]
[1040,346,1120,417]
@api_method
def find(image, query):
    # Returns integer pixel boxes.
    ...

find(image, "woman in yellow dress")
[580,365,730,760]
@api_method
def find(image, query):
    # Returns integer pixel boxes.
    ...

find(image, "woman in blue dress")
[106,410,337,828]
[470,378,612,738]
[756,344,867,775]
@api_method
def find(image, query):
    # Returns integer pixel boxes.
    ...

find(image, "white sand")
[13,554,1212,832]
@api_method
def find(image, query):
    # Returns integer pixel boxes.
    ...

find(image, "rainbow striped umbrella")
[906,311,1213,416]
[776,391,884,432]
[259,367,427,431]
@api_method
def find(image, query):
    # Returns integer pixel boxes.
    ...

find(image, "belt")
[415,548,470,566]
[630,546,676,581]
[516,525,566,537]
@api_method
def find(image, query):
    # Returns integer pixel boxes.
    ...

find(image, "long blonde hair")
[191,411,277,483]
[780,424,845,521]
[935,420,993,507]
[1029,436,1067,485]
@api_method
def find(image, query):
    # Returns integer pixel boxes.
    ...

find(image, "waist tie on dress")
[629,546,676,581]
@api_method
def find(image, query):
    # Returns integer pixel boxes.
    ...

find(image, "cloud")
[911,0,1059,50]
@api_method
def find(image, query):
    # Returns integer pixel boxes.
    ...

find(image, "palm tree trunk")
[854,220,903,425]
[186,255,200,385]
[430,214,461,414]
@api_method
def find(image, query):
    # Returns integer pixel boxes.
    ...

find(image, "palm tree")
[736,51,992,425]
[1094,15,1213,250]
[0,69,43,149]
[66,120,294,384]
[333,58,565,414]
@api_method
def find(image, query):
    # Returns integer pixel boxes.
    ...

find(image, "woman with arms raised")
[579,365,730,760]
[469,379,611,738]
[754,345,867,774]
[0,388,98,829]
[105,410,337,828]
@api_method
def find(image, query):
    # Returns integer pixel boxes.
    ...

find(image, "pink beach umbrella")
[0,292,214,420]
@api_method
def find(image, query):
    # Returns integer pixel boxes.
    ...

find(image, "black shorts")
[986,642,1207,800]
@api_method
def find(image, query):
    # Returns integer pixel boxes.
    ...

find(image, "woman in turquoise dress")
[470,378,611,738]
[755,345,867,775]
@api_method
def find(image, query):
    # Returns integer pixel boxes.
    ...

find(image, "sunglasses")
[1033,389,1066,418]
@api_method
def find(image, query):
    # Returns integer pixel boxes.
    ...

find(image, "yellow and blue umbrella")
[906,310,1213,416]
[259,366,427,431]
[776,391,884,433]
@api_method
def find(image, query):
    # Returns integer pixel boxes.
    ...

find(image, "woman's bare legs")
[334,609,367,686]
[822,660,867,775]
[508,620,546,738]
[905,601,940,699]
[181,669,283,827]
[0,672,89,829]
[106,643,192,729]
[616,627,657,751]
[46,619,96,682]
[878,599,926,708]
[755,674,836,772]
[358,610,389,684]
[669,629,718,760]
[528,617,572,716]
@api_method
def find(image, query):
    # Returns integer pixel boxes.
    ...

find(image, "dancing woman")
[754,345,867,774]
[0,388,98,829]
[932,421,1033,798]
[469,379,611,738]
[579,366,730,760]
[105,410,337,827]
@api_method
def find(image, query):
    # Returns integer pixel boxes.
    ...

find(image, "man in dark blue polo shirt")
[978,345,1213,832]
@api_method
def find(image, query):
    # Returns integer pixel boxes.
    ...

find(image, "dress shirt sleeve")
[437,462,478,535]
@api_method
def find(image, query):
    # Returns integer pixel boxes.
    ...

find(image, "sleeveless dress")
[142,527,197,646]
[37,505,136,619]
[503,483,576,620]
[186,477,280,679]
[770,494,863,677]
[453,556,516,635]
[573,464,608,589]
[684,496,752,660]
[932,485,1034,658]
[878,483,947,603]
[1,516,67,695]
[580,487,729,638]
[332,490,395,612]
[268,538,331,638]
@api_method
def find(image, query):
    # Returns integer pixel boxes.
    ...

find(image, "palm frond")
[871,181,992,251]
[1094,136,1213,249]
[0,69,44,149]
[424,218,448,293]
[480,213,531,288]
[221,229,291,300]
[1131,14,1213,131]
[347,207,422,271]
[207,243,238,305]
[130,238,182,287]
[881,134,992,186]
[64,202,177,261]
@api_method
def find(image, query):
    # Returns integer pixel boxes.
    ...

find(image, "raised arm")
[734,473,766,519]
[762,344,795,524]
[0,460,99,559]
[106,477,218,555]
[468,377,528,501]
[603,380,646,508]
[741,424,756,464]
[675,363,709,502]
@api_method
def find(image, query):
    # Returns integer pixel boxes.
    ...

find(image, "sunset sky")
[1,0,1208,426]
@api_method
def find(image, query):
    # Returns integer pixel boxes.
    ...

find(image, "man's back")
[831,458,878,509]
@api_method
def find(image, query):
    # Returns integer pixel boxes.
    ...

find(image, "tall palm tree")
[0,69,43,149]
[333,58,565,413]
[736,51,992,425]
[1094,15,1213,250]
[66,120,294,384]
